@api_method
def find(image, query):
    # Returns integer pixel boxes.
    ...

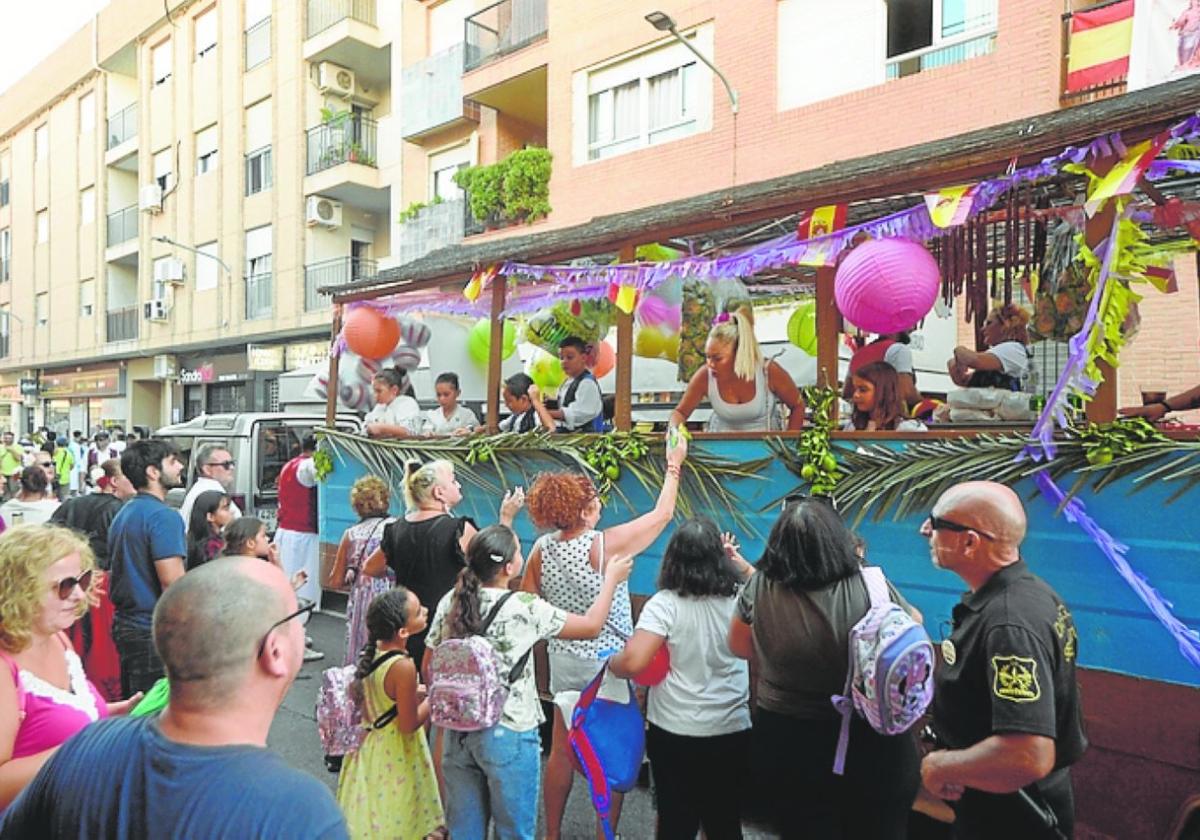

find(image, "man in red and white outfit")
[273,433,323,662]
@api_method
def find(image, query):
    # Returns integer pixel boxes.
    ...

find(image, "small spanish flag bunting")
[463,264,499,302]
[1065,0,1133,94]
[924,184,977,229]
[607,281,640,314]
[1083,135,1168,217]
[797,204,847,239]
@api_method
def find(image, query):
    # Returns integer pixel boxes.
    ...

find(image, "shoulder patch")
[991,655,1041,703]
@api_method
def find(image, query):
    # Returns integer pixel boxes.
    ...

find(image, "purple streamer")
[1032,471,1200,669]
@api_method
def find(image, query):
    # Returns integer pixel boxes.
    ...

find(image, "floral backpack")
[427,591,532,732]
[830,566,934,775]
[316,651,403,759]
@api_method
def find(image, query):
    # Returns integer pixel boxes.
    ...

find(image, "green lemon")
[605,465,621,480]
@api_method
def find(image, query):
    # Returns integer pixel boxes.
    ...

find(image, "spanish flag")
[924,184,976,229]
[607,281,639,314]
[1065,0,1134,93]
[463,264,499,302]
[1083,134,1168,216]
[797,204,847,240]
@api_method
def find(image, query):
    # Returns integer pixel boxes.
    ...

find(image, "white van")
[153,412,360,532]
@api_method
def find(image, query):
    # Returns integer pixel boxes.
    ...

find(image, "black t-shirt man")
[932,559,1088,838]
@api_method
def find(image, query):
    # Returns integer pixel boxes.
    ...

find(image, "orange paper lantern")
[343,307,401,360]
[592,341,616,379]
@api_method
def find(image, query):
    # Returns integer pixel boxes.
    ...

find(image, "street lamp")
[644,11,739,114]
[152,235,234,277]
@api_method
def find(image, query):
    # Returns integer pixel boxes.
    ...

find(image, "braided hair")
[445,525,518,639]
[350,586,414,711]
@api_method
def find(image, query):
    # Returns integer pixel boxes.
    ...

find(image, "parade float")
[315,78,1200,837]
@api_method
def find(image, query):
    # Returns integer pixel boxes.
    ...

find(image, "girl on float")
[843,362,928,432]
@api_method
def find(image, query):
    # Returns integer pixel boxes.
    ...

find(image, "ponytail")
[350,587,414,711]
[707,305,762,382]
[403,458,452,511]
[445,524,519,639]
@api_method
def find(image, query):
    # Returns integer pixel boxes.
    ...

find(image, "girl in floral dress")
[336,587,444,840]
[328,476,395,665]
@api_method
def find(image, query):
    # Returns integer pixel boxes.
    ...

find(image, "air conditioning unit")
[139,184,163,213]
[317,62,355,98]
[152,354,178,380]
[154,257,186,284]
[306,196,342,228]
[143,298,169,322]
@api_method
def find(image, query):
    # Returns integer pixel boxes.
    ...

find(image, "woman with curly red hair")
[523,436,688,840]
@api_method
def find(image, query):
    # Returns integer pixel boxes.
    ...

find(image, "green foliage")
[795,386,841,495]
[397,195,444,224]
[453,147,552,226]
[312,448,333,483]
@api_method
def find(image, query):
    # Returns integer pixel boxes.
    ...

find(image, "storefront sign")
[179,364,216,384]
[0,385,24,401]
[247,344,286,372]
[38,367,122,399]
[286,340,330,370]
[18,379,38,397]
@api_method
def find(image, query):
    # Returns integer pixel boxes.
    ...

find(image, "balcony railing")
[306,0,375,39]
[306,117,377,175]
[246,272,273,320]
[106,206,138,247]
[0,258,8,283]
[885,30,996,80]
[1059,4,1129,104]
[106,103,137,150]
[305,257,377,311]
[464,0,548,72]
[401,44,480,139]
[0,329,8,359]
[399,199,467,264]
[0,179,8,207]
[105,306,139,342]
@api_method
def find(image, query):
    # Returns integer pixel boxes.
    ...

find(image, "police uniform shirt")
[933,560,1088,836]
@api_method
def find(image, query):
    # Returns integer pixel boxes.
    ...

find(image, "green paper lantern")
[527,348,566,391]
[467,318,517,366]
[787,301,818,356]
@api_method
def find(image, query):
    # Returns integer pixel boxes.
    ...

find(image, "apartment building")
[0,0,1192,434]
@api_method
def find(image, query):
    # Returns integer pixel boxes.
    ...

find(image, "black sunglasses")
[256,599,316,657]
[206,460,236,469]
[927,512,996,541]
[782,492,838,512]
[53,570,94,600]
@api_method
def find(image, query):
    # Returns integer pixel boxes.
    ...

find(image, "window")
[196,125,218,175]
[154,147,173,192]
[245,99,272,195]
[195,7,218,59]
[36,211,49,243]
[152,39,172,85]
[0,306,9,358]
[0,228,9,282]
[209,383,248,415]
[429,142,472,201]
[34,124,48,160]
[80,187,95,225]
[36,293,49,326]
[0,151,8,207]
[79,92,95,133]
[80,279,95,317]
[576,26,713,164]
[886,0,997,78]
[245,0,271,69]
[245,225,272,319]
[196,241,219,291]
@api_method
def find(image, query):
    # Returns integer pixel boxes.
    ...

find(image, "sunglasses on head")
[53,570,93,600]
[927,512,996,541]
[782,492,838,512]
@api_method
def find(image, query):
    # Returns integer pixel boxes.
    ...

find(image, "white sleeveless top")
[536,530,633,659]
[706,362,777,432]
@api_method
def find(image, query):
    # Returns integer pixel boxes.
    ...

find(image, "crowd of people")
[0,305,1109,839]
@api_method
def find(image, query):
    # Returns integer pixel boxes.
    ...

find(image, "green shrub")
[453,146,552,225]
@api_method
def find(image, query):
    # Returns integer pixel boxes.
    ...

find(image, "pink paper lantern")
[834,239,940,334]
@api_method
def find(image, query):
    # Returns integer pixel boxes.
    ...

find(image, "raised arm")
[526,384,560,430]
[767,361,806,430]
[668,368,709,429]
[601,436,687,559]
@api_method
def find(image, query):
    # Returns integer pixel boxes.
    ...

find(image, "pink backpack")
[316,651,402,757]
[428,591,532,732]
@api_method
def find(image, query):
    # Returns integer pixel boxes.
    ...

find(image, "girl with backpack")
[336,587,445,840]
[424,524,633,840]
[608,517,756,839]
[727,497,922,839]
[327,475,395,666]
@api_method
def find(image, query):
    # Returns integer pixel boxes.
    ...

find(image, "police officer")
[919,481,1087,839]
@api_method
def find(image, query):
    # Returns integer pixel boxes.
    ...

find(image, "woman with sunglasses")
[0,525,143,809]
[727,498,922,839]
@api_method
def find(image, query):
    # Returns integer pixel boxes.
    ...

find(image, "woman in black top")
[364,459,524,669]
[728,498,922,840]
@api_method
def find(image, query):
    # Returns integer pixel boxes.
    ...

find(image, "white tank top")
[706,362,777,432]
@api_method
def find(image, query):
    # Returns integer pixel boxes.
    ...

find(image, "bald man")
[0,558,348,839]
[919,481,1087,839]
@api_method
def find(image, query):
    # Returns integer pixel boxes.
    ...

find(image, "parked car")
[153,412,360,533]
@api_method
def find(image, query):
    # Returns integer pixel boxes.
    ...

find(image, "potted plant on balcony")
[453,146,552,229]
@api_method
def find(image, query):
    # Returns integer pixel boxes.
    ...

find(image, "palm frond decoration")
[317,428,769,532]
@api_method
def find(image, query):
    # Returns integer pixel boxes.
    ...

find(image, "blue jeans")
[442,724,541,840]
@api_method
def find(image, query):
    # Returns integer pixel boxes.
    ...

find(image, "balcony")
[105,104,138,170]
[303,0,389,89]
[1059,6,1129,105]
[304,117,389,212]
[401,44,480,141]
[885,30,996,80]
[105,306,139,343]
[246,272,272,320]
[105,206,137,248]
[0,258,8,283]
[398,199,468,264]
[464,0,547,71]
[305,257,377,311]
